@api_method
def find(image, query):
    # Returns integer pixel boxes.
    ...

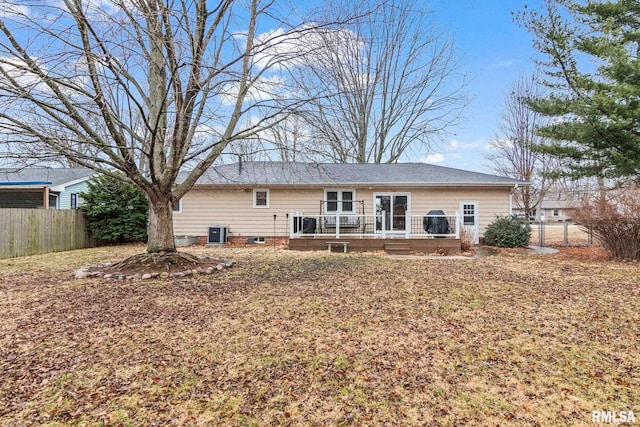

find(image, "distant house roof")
[184,162,527,188]
[540,200,580,210]
[0,168,94,188]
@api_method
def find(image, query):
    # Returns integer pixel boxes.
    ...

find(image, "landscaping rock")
[78,253,234,280]
[74,269,89,279]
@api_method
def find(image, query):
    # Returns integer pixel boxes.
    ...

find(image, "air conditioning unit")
[207,226,227,244]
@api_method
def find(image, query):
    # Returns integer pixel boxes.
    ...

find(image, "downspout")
[509,184,519,216]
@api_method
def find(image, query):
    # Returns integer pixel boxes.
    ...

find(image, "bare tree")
[291,0,467,163]
[0,0,351,253]
[225,113,322,163]
[486,74,556,219]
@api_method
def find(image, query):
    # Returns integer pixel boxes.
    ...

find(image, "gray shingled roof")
[185,162,527,187]
[540,200,580,209]
[0,168,94,186]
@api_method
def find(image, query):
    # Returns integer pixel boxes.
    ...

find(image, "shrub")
[572,191,640,260]
[459,226,473,252]
[81,174,148,244]
[483,216,531,248]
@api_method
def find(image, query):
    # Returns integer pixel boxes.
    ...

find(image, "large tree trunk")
[146,194,176,253]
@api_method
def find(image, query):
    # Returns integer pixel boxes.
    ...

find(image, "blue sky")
[416,0,542,173]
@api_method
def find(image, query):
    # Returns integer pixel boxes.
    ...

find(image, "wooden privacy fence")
[0,208,95,259]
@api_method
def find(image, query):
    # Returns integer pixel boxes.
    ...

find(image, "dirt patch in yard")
[553,245,611,262]
[81,251,234,278]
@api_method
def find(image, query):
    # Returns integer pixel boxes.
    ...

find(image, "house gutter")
[0,181,52,186]
[192,182,526,189]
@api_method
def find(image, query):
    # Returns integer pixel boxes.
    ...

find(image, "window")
[253,189,269,208]
[70,193,83,209]
[173,199,182,213]
[553,209,559,217]
[462,203,476,226]
[325,190,355,213]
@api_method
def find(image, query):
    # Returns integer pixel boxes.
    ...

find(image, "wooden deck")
[289,237,461,254]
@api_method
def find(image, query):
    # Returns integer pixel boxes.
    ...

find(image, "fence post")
[538,221,545,247]
[563,222,569,246]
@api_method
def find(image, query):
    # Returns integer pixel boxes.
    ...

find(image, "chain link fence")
[529,222,593,247]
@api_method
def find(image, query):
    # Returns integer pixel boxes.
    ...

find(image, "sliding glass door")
[375,193,409,233]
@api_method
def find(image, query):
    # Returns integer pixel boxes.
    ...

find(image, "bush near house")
[483,216,531,248]
[81,175,148,244]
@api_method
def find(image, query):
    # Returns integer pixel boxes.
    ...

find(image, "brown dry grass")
[0,245,638,426]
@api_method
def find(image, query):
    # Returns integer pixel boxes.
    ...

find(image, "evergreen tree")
[517,0,640,180]
[81,175,149,244]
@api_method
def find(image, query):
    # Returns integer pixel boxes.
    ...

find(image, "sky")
[417,0,543,174]
[0,0,544,174]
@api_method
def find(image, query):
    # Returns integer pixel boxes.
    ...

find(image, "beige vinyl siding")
[174,185,512,238]
[355,187,510,234]
[173,187,324,238]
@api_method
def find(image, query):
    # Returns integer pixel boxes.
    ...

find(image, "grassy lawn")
[0,245,638,426]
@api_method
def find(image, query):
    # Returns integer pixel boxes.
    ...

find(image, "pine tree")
[517,0,640,180]
[81,175,149,244]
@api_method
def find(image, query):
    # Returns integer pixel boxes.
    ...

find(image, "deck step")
[384,243,412,255]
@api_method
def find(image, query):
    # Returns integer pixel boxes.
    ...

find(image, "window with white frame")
[253,189,269,208]
[553,209,559,217]
[462,203,476,226]
[325,190,354,213]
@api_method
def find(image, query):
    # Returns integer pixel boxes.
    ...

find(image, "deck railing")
[290,212,459,239]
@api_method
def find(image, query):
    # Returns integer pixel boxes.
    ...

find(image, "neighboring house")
[539,200,580,222]
[0,168,95,209]
[513,200,581,223]
[173,162,527,250]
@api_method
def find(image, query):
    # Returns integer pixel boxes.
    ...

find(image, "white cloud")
[251,24,362,72]
[0,56,50,92]
[490,60,514,69]
[421,153,444,163]
[488,138,513,150]
[446,138,487,152]
[220,74,286,106]
[0,2,30,17]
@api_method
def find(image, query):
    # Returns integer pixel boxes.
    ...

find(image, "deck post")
[455,210,460,239]
[335,213,340,238]
[381,211,386,238]
[405,213,410,238]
